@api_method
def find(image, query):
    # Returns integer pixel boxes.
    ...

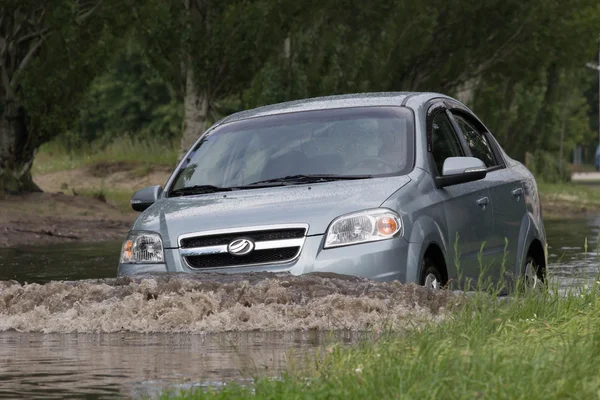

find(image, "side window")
[430,112,465,174]
[453,114,497,168]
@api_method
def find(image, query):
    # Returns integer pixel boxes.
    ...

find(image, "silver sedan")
[118,92,547,292]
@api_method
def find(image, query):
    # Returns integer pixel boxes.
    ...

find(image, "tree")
[0,0,126,193]
[243,0,600,171]
[468,0,600,163]
[75,41,183,150]
[130,0,289,159]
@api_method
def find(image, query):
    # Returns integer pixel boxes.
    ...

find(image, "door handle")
[477,197,489,209]
[512,187,523,198]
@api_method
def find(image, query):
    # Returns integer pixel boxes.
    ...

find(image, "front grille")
[180,228,306,249]
[179,225,307,269]
[185,247,300,269]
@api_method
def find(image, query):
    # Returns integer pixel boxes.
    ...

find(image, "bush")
[526,150,571,183]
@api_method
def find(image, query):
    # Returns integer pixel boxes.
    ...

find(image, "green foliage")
[32,136,177,175]
[527,150,571,183]
[6,0,600,190]
[227,0,600,176]
[127,0,288,102]
[16,0,131,146]
[471,69,596,168]
[0,0,135,192]
[70,44,182,150]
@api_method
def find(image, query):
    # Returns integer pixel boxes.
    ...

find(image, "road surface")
[572,172,600,182]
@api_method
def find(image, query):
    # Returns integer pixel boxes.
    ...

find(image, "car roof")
[217,91,453,126]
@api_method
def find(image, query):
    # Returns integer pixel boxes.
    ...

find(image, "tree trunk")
[558,88,569,178]
[455,77,480,105]
[0,103,40,194]
[179,61,209,161]
[179,0,209,161]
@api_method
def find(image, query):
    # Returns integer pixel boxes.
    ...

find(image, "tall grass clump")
[164,245,600,400]
[33,136,178,175]
[84,136,178,166]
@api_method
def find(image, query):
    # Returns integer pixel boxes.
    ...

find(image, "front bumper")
[117,235,414,283]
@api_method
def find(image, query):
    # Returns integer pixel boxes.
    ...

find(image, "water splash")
[0,272,461,333]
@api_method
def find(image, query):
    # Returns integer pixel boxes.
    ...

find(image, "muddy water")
[0,241,119,283]
[0,330,359,399]
[0,217,598,398]
[0,273,454,334]
[545,216,600,288]
[0,273,455,398]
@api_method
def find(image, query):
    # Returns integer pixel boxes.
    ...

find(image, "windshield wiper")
[170,175,374,196]
[170,185,233,197]
[243,174,373,187]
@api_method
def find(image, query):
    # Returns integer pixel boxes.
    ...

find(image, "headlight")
[120,231,164,263]
[324,208,402,248]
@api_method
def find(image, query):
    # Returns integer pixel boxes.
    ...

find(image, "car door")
[428,106,495,289]
[449,110,526,286]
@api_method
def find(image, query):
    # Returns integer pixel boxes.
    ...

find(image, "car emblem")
[227,238,255,256]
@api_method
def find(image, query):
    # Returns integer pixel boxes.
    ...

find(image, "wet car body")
[118,92,547,290]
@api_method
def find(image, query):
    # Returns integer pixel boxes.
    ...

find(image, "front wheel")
[421,257,444,290]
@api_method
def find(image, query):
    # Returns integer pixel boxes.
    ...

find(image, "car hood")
[133,176,410,248]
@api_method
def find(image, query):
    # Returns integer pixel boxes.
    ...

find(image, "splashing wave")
[0,272,461,333]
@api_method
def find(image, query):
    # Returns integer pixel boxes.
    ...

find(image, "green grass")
[539,182,600,202]
[33,136,178,175]
[163,279,600,399]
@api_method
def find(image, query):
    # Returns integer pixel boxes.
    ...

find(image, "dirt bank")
[0,272,464,333]
[1,162,172,248]
[0,192,134,248]
[538,183,600,219]
[33,161,171,194]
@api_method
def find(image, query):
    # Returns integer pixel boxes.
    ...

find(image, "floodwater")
[545,216,600,288]
[0,241,120,284]
[0,217,599,398]
[0,330,359,399]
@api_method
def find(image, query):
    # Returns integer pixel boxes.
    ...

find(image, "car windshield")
[169,106,414,193]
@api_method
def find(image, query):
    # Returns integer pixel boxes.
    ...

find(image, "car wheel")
[523,254,545,292]
[421,256,444,290]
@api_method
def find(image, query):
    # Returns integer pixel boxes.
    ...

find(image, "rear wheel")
[421,256,444,290]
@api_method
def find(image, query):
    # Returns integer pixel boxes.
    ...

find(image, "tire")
[522,254,546,292]
[421,256,444,289]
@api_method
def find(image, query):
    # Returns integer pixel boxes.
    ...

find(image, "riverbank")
[0,192,133,247]
[167,284,600,399]
[538,182,600,219]
[1,158,170,247]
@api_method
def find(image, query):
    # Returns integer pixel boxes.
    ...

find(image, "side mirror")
[130,185,163,212]
[436,157,487,188]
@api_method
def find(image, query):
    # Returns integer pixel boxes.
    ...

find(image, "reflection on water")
[0,241,121,283]
[545,217,600,288]
[0,330,359,399]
